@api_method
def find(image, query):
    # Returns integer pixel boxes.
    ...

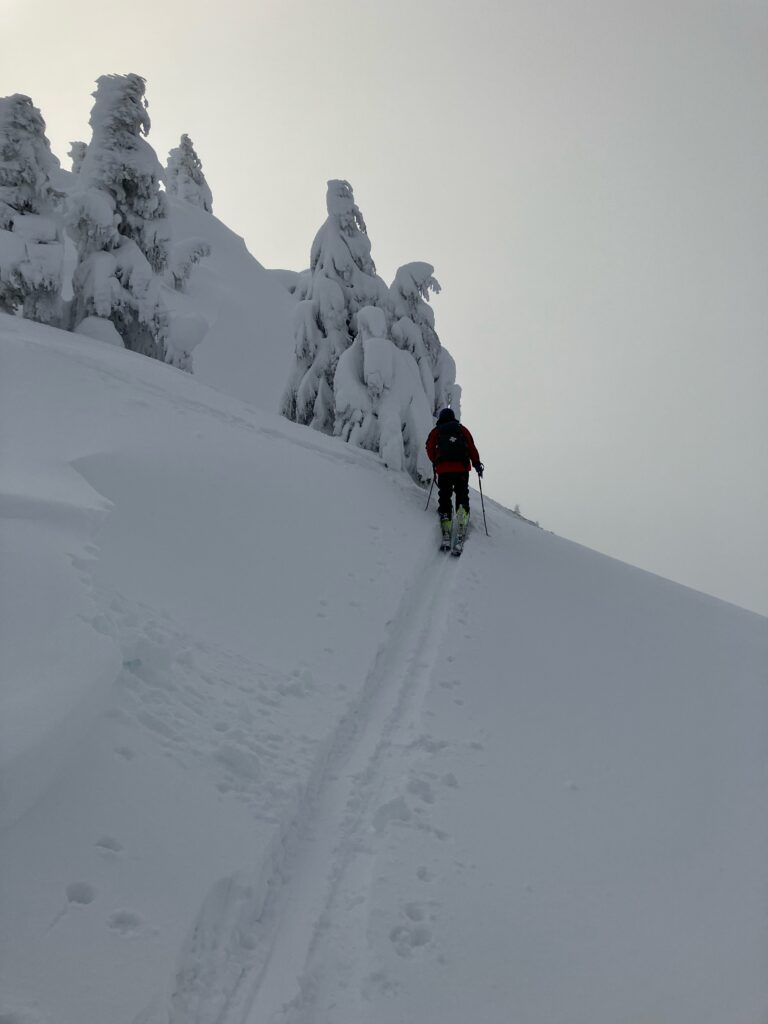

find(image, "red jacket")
[426,423,480,475]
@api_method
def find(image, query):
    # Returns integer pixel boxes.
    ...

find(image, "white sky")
[3,0,767,616]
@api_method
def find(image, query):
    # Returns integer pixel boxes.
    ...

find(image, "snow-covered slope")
[1,314,766,1024]
[165,199,296,412]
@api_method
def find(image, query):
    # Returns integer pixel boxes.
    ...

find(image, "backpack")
[435,420,469,465]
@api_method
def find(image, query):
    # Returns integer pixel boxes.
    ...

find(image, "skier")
[426,408,483,552]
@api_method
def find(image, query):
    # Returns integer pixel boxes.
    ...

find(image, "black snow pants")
[437,472,470,518]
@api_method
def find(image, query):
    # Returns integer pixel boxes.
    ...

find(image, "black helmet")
[437,408,457,424]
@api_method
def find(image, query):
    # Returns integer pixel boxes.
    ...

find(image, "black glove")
[474,462,484,478]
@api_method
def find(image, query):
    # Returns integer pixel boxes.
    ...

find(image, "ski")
[439,518,453,552]
[451,523,468,556]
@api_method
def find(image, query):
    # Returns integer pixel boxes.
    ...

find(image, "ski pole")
[425,474,435,511]
[478,474,489,536]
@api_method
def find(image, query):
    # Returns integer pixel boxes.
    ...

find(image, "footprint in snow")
[44,882,97,933]
[372,796,412,833]
[107,909,142,935]
[90,614,112,636]
[95,836,122,856]
[66,882,96,905]
[430,827,451,842]
[411,735,449,754]
[362,971,399,998]
[407,778,436,804]
[404,902,426,922]
[389,922,433,957]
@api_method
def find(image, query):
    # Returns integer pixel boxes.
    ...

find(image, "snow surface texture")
[1,313,767,1024]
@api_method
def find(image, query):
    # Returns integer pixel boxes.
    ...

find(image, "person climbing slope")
[425,408,483,553]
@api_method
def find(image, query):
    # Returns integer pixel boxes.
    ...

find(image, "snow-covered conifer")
[69,141,88,174]
[0,94,65,324]
[390,261,460,416]
[165,237,211,291]
[67,74,169,360]
[165,134,213,212]
[281,179,391,433]
[335,305,433,481]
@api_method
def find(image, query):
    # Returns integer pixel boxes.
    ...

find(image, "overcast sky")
[3,0,767,616]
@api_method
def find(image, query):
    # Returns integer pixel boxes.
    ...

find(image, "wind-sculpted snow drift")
[163,197,296,410]
[1,313,766,1024]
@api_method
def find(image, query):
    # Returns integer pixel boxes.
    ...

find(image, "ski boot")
[452,506,470,556]
[440,516,452,551]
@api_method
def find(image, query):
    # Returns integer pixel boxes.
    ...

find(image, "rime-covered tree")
[69,141,87,174]
[391,261,460,416]
[335,305,433,481]
[281,179,391,433]
[165,236,211,291]
[67,73,169,359]
[0,94,65,325]
[165,134,213,212]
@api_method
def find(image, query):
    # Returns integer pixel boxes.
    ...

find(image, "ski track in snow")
[164,548,460,1024]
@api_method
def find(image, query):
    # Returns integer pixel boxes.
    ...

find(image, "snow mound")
[164,199,295,412]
